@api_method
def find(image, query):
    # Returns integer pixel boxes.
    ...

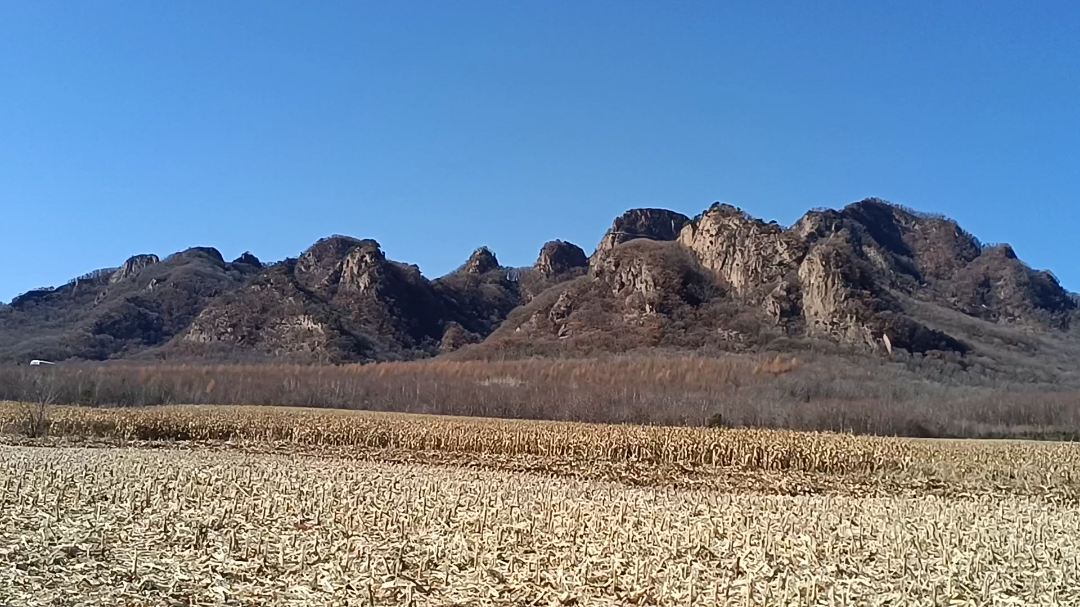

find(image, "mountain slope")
[463,200,1078,379]
[2,198,1076,376]
[170,239,585,362]
[0,248,261,362]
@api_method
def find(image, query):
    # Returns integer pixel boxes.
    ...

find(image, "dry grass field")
[2,403,1080,605]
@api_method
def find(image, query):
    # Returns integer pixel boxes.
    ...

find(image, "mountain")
[0,248,262,362]
[0,234,586,364]
[2,198,1077,378]
[469,200,1079,380]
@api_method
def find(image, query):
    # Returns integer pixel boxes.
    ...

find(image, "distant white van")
[29,360,56,366]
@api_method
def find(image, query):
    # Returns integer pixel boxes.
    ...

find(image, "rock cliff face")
[535,241,587,279]
[796,235,868,343]
[514,240,589,303]
[463,247,500,275]
[677,204,803,296]
[110,254,160,284]
[294,236,377,294]
[592,208,690,260]
[2,197,1076,370]
[481,198,1076,361]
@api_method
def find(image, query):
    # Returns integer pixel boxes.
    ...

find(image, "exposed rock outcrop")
[463,247,500,275]
[171,247,226,267]
[109,254,159,284]
[797,233,878,345]
[339,241,390,293]
[232,252,262,268]
[592,208,690,260]
[514,240,589,303]
[535,240,587,278]
[678,204,803,296]
[294,236,376,293]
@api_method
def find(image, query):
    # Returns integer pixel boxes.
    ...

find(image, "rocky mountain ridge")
[483,200,1076,358]
[2,199,1075,374]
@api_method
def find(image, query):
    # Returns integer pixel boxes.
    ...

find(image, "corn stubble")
[2,404,1079,605]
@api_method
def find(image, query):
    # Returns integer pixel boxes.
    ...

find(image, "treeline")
[1,354,1078,438]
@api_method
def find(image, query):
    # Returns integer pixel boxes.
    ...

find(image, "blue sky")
[2,1,1078,302]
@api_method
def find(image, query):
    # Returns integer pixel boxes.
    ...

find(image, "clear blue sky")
[2,1,1078,303]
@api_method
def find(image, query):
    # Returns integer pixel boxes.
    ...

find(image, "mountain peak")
[593,208,690,259]
[464,247,500,274]
[232,252,263,267]
[535,240,587,278]
[109,254,160,284]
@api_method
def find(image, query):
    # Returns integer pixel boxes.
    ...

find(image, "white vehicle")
[29,360,56,366]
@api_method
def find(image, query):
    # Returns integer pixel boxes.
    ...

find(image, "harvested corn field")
[2,404,1080,605]
[3,403,1079,494]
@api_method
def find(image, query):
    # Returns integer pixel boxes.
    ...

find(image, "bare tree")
[20,366,58,438]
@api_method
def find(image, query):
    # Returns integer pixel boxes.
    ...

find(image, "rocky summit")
[2,198,1076,377]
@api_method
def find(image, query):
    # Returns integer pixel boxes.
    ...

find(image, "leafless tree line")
[0,354,1077,438]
